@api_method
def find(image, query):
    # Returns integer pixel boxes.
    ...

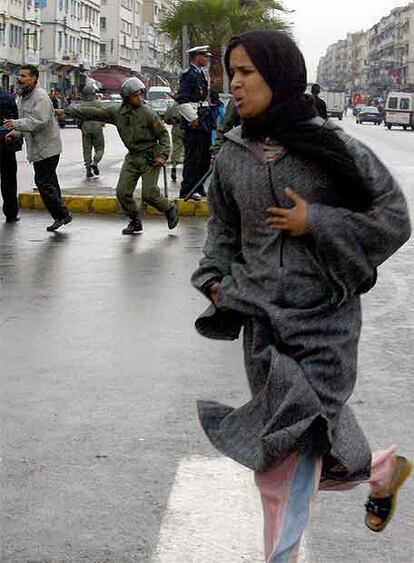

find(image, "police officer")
[79,81,105,178]
[177,45,214,200]
[60,77,178,235]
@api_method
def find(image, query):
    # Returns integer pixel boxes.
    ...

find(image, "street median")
[18,192,210,218]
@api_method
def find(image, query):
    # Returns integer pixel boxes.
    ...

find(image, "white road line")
[155,455,310,563]
[298,533,309,563]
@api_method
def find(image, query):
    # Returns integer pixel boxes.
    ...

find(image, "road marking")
[298,533,310,563]
[112,160,123,170]
[155,455,310,563]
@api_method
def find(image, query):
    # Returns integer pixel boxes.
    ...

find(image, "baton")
[162,164,168,198]
[184,167,213,202]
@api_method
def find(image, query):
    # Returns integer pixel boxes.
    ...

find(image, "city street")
[1,115,413,563]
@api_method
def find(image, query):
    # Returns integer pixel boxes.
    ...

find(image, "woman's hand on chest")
[265,187,310,237]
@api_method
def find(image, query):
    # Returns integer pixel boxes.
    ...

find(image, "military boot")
[86,166,93,178]
[92,163,100,176]
[122,216,143,235]
[165,203,179,230]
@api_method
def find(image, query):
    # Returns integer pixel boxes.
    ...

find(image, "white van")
[146,86,173,118]
[321,91,345,120]
[385,92,414,130]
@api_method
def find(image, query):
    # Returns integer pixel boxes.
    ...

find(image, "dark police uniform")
[177,53,213,199]
[0,90,20,221]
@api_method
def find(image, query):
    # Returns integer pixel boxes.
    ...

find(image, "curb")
[18,192,210,218]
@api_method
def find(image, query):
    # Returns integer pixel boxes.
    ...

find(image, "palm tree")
[158,0,290,92]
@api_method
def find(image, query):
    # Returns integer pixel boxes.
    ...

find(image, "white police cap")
[187,45,212,57]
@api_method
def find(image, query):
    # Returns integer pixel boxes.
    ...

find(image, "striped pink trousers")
[254,445,397,562]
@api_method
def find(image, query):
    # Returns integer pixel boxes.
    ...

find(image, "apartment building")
[318,2,414,96]
[38,0,100,93]
[0,0,41,90]
[0,0,177,94]
[97,0,175,89]
[140,0,174,84]
[346,31,370,90]
[369,2,414,94]
[99,0,143,74]
[317,39,349,90]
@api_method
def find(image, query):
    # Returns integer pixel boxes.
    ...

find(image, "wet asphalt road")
[1,116,414,562]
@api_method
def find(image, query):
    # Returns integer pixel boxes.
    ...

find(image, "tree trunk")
[210,47,223,93]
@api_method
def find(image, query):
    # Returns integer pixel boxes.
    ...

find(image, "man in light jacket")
[4,65,71,232]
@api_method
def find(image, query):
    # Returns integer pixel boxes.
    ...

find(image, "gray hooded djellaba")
[191,30,411,482]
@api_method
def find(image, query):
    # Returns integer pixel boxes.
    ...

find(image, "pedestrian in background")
[311,83,327,119]
[78,81,105,178]
[192,29,411,562]
[4,65,71,232]
[164,98,184,182]
[49,89,59,110]
[212,96,240,155]
[9,85,17,100]
[60,77,178,235]
[177,45,214,200]
[209,89,225,147]
[0,87,20,222]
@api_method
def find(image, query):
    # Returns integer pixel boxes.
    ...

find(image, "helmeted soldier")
[60,77,178,235]
[177,45,214,200]
[79,80,105,178]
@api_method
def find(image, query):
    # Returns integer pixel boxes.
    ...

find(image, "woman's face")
[229,44,273,119]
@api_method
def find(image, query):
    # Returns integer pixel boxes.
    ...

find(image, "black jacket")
[0,90,18,145]
[313,95,327,119]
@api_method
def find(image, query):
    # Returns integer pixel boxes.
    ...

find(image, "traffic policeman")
[177,45,214,200]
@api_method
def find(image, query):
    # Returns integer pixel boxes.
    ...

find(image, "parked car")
[353,104,366,117]
[356,106,382,125]
[385,91,414,130]
[107,94,122,103]
[101,99,122,109]
[146,86,174,118]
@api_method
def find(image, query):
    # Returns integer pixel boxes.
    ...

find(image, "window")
[388,97,398,109]
[400,98,410,110]
[100,17,106,30]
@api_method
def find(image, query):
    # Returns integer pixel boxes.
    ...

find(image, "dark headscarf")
[224,30,372,212]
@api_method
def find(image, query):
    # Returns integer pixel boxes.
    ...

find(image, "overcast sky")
[285,0,409,80]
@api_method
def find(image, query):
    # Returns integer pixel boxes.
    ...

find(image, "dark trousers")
[180,129,211,198]
[0,144,18,220]
[33,155,69,221]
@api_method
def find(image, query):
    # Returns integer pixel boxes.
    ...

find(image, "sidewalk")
[18,164,210,217]
[19,173,210,217]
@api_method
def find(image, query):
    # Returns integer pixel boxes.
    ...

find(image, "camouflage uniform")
[65,101,171,217]
[81,101,105,169]
[164,103,184,180]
